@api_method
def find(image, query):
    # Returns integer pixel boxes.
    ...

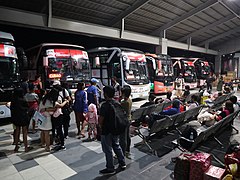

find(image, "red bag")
[189,153,212,180]
[203,165,226,180]
[224,153,240,178]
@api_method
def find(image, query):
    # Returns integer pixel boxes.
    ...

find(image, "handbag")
[33,111,47,129]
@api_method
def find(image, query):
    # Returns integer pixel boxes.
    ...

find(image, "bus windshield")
[46,49,90,81]
[156,60,173,76]
[0,57,17,80]
[124,61,148,84]
[122,51,148,85]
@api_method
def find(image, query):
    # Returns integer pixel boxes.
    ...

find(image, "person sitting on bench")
[211,100,234,121]
[160,99,181,116]
[186,94,199,110]
[140,94,156,108]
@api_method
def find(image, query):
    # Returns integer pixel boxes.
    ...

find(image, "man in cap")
[52,80,71,139]
[87,78,99,108]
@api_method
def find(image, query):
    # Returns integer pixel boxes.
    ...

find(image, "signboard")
[0,44,17,58]
[46,49,88,59]
[122,52,146,62]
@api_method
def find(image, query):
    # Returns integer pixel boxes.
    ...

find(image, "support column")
[234,53,240,78]
[155,38,168,55]
[48,0,52,27]
[215,54,221,75]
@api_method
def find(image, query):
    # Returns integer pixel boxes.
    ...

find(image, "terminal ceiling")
[1,0,240,52]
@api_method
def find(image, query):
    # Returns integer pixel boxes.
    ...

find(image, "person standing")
[10,88,32,152]
[20,76,29,95]
[175,74,184,98]
[206,74,215,93]
[51,88,69,151]
[73,82,88,138]
[99,86,126,175]
[60,82,72,139]
[33,75,42,96]
[25,83,39,134]
[111,76,121,102]
[87,78,99,108]
[217,75,224,92]
[38,89,56,152]
[120,85,132,158]
[86,103,98,141]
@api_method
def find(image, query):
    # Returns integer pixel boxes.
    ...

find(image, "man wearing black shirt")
[99,86,126,175]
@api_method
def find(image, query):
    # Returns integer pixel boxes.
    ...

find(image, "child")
[25,83,39,133]
[86,103,98,140]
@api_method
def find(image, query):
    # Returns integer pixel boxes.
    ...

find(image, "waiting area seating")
[177,109,240,152]
[132,91,237,153]
[132,104,203,152]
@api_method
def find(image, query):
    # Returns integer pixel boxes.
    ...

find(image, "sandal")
[80,133,86,138]
[25,146,33,152]
[14,146,19,153]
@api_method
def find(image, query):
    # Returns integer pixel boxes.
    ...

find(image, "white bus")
[88,47,150,99]
[0,31,20,122]
[24,43,91,90]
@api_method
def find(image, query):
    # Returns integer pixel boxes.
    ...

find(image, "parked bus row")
[0,31,214,122]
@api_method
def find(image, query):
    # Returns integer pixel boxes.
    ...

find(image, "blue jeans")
[101,134,125,170]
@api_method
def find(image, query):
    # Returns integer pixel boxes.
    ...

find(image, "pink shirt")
[86,111,98,124]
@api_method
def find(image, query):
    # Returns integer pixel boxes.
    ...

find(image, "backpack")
[179,125,197,150]
[108,100,130,135]
[61,89,73,116]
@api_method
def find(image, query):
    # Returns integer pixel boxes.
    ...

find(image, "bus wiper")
[0,88,5,93]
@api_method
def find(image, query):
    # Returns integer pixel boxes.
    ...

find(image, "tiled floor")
[0,88,240,179]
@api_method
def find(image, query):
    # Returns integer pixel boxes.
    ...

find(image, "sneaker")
[118,163,126,170]
[99,168,115,175]
[64,136,69,139]
[61,146,66,151]
[125,152,131,159]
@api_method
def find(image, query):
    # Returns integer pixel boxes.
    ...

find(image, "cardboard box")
[203,165,226,180]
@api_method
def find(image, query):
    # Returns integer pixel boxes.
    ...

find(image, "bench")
[177,110,240,152]
[134,105,203,152]
[209,92,235,110]
[131,101,172,123]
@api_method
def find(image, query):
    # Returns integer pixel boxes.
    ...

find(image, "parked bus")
[24,43,91,90]
[0,31,20,123]
[88,47,150,99]
[145,53,174,94]
[172,57,198,89]
[193,58,213,87]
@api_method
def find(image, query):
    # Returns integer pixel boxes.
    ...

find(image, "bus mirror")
[43,56,48,66]
[95,57,100,66]
[17,47,28,69]
[125,58,130,70]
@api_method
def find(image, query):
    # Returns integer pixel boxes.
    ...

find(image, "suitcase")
[203,165,226,180]
[174,153,194,180]
[189,152,212,180]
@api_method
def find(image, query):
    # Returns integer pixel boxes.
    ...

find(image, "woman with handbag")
[38,89,57,152]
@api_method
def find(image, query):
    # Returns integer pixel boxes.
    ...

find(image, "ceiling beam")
[0,7,218,55]
[177,14,236,42]
[107,0,151,27]
[150,0,219,36]
[198,26,240,46]
[220,0,240,18]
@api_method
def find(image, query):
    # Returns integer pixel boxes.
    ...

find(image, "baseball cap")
[91,78,99,83]
[53,80,61,86]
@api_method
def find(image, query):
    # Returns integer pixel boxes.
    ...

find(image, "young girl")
[86,103,98,141]
[25,83,39,134]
